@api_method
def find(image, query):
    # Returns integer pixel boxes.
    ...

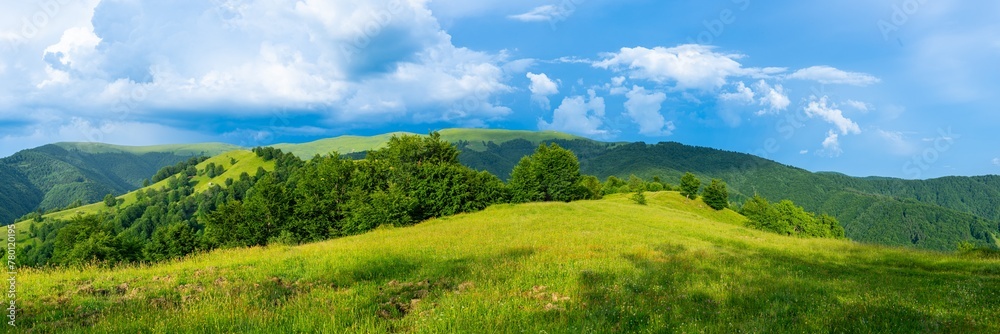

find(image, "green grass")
[53,142,242,156]
[274,132,418,158]
[275,128,598,158]
[16,192,1000,332]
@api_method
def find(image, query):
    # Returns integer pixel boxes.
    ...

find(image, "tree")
[510,143,586,203]
[775,200,815,236]
[368,132,460,168]
[104,193,117,207]
[510,157,542,203]
[206,163,218,178]
[602,176,627,195]
[957,240,976,253]
[185,165,198,177]
[631,190,647,205]
[205,201,243,247]
[818,214,845,239]
[627,174,646,193]
[679,172,701,200]
[702,179,729,210]
[647,182,664,192]
[144,222,198,262]
[580,175,603,200]
[740,195,784,234]
[50,215,121,266]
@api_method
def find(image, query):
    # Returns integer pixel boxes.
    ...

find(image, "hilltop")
[273,128,593,158]
[18,192,1000,332]
[7,128,1000,251]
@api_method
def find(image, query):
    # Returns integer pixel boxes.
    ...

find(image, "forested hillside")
[0,143,238,224]
[5,129,998,252]
[444,135,1000,251]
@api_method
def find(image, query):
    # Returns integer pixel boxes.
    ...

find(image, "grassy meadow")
[15,192,1000,332]
[273,128,596,158]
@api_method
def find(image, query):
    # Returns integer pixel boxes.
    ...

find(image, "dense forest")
[17,133,843,268]
[0,144,211,224]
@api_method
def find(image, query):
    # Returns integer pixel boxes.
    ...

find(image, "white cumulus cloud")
[593,45,745,90]
[788,66,880,86]
[719,81,755,104]
[804,96,861,135]
[538,90,609,137]
[821,130,843,157]
[752,80,790,115]
[624,86,673,136]
[526,72,559,109]
[1,0,517,129]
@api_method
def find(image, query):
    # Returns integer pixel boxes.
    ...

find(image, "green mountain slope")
[267,130,1000,251]
[52,142,241,156]
[273,132,418,158]
[5,128,999,251]
[37,150,274,222]
[0,143,241,224]
[574,141,1000,250]
[18,192,1000,332]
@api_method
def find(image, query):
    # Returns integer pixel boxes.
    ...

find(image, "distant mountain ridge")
[0,142,241,224]
[4,129,998,251]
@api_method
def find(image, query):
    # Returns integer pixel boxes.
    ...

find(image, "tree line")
[18,133,844,267]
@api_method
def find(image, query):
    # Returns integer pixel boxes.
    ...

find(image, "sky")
[1,0,998,179]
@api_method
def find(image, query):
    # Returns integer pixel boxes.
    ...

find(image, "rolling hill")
[38,150,273,222]
[273,130,1000,251]
[274,128,597,158]
[7,128,1000,252]
[17,192,1000,332]
[0,142,241,224]
[12,150,275,259]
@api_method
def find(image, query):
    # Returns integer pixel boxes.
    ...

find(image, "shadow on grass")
[23,246,538,332]
[338,246,537,329]
[561,242,996,333]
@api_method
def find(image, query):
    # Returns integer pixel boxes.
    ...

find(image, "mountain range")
[3,129,997,251]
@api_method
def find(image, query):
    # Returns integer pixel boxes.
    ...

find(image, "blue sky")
[1,0,998,179]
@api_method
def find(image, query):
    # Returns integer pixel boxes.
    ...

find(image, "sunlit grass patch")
[17,191,1000,332]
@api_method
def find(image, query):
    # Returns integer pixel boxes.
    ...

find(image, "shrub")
[679,173,701,200]
[702,179,728,210]
[631,191,647,205]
